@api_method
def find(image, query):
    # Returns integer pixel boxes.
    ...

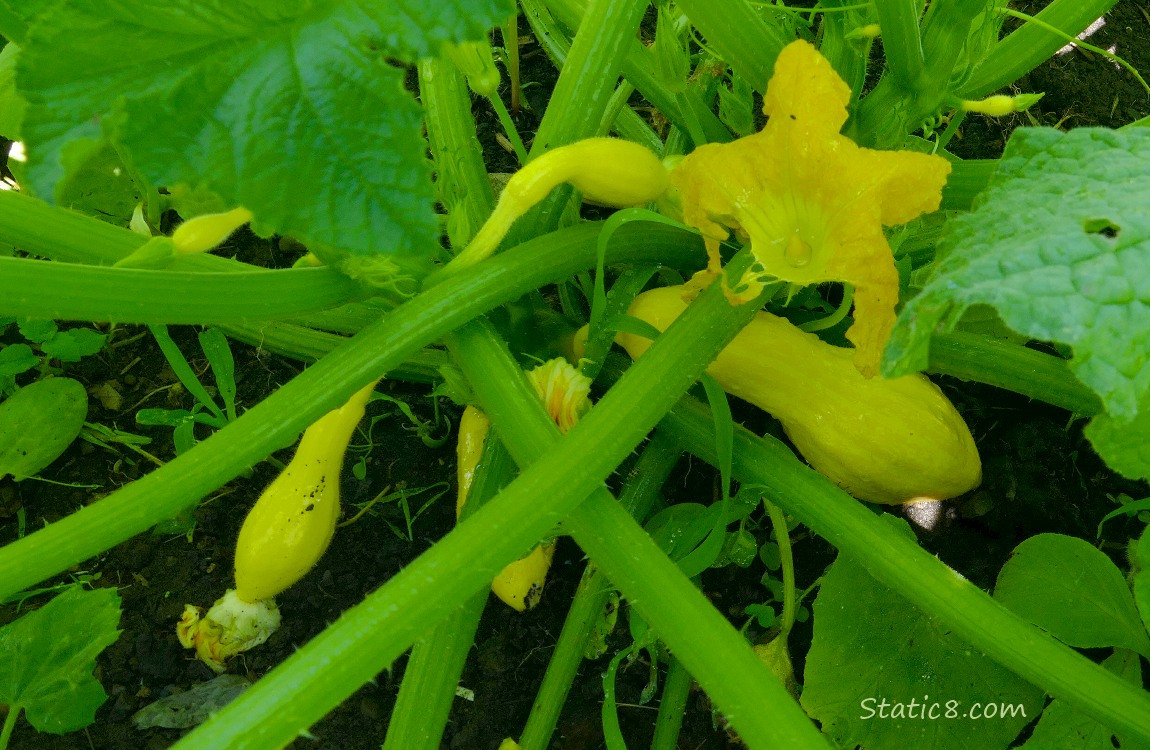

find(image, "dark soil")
[3,2,1150,749]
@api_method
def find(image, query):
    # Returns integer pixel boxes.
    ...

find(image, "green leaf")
[17,0,512,259]
[17,317,56,343]
[1083,412,1150,481]
[801,515,1043,750]
[584,591,620,660]
[1129,525,1150,637]
[0,586,122,734]
[994,533,1150,657]
[883,127,1150,477]
[0,343,37,376]
[0,42,25,138]
[718,68,755,138]
[0,0,54,45]
[53,143,141,227]
[1021,649,1150,750]
[40,328,107,362]
[1096,495,1150,538]
[0,376,88,480]
[197,328,236,422]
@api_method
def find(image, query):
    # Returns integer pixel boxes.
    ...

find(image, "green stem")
[517,429,682,750]
[0,705,18,750]
[997,8,1150,97]
[855,0,986,146]
[517,0,676,152]
[528,0,648,155]
[384,424,516,750]
[542,0,731,146]
[0,190,231,268]
[501,13,521,115]
[419,58,496,249]
[509,0,650,245]
[959,0,1120,98]
[663,396,1150,743]
[933,107,966,152]
[764,500,796,638]
[916,0,987,99]
[927,332,1101,416]
[446,297,828,748]
[650,657,691,750]
[598,80,636,137]
[381,591,487,750]
[219,320,447,381]
[673,0,791,94]
[0,257,367,324]
[872,0,924,93]
[0,221,704,601]
[519,564,614,750]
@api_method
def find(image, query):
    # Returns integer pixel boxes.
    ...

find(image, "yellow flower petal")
[670,39,951,375]
[526,358,592,433]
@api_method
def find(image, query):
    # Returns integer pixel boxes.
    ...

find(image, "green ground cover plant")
[1,1,1150,748]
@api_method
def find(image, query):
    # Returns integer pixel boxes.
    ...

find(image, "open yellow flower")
[670,39,951,375]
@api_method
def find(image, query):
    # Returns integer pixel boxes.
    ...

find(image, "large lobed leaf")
[15,0,513,259]
[884,127,1150,479]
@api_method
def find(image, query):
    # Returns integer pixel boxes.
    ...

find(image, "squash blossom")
[670,39,951,376]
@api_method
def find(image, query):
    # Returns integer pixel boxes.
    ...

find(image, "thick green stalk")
[0,190,237,268]
[518,564,613,750]
[650,657,692,749]
[529,0,649,155]
[855,0,986,146]
[510,0,649,244]
[446,303,829,748]
[517,0,666,150]
[663,397,1150,744]
[217,323,447,383]
[673,0,791,94]
[0,221,703,600]
[0,190,400,333]
[543,0,731,145]
[381,591,487,750]
[928,332,1101,416]
[383,420,516,749]
[872,0,924,93]
[175,261,822,749]
[517,429,682,750]
[0,704,19,750]
[959,0,1120,98]
[419,57,496,249]
[501,13,521,115]
[917,0,990,97]
[0,257,366,323]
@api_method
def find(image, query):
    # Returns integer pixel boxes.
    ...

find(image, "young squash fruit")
[615,286,981,505]
[178,380,378,671]
[456,359,590,611]
[171,207,254,254]
[445,138,670,274]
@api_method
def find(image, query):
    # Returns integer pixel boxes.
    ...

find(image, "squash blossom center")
[669,39,952,376]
